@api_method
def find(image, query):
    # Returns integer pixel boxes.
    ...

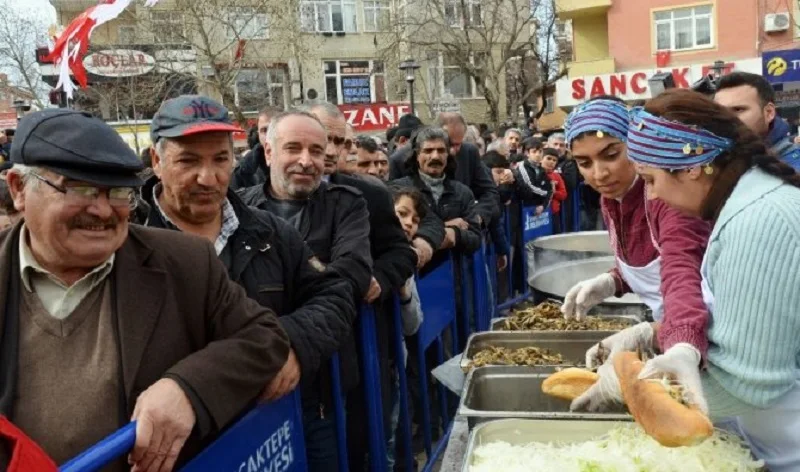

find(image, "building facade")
[45,0,519,136]
[554,0,764,109]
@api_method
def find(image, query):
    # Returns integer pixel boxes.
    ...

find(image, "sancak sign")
[763,49,800,84]
[83,49,156,77]
[556,58,761,107]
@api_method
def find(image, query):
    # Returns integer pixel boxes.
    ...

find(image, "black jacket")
[513,160,551,207]
[231,144,268,191]
[329,172,416,296]
[392,174,482,255]
[389,142,500,225]
[138,181,359,404]
[238,175,373,299]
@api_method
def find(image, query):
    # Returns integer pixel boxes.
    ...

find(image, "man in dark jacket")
[547,132,578,231]
[231,105,282,190]
[389,113,500,226]
[141,96,357,472]
[392,126,482,257]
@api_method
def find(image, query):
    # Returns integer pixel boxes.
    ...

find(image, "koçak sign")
[338,103,411,132]
[763,49,800,84]
[556,58,761,107]
[83,49,156,77]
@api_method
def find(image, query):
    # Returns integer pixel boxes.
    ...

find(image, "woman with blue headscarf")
[561,97,712,410]
[576,89,800,471]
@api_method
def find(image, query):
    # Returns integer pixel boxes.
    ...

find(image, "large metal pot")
[527,231,613,274]
[529,257,643,307]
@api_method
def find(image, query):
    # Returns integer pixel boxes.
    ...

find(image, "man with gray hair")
[239,108,370,471]
[545,131,579,231]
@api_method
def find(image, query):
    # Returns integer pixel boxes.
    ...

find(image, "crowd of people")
[0,70,799,472]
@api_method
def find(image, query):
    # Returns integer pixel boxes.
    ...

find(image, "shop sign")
[339,103,411,132]
[556,58,761,107]
[763,49,800,84]
[83,49,156,77]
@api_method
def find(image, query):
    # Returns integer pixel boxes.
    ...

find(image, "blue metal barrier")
[61,392,308,472]
[391,295,414,472]
[471,239,491,332]
[330,353,349,472]
[357,306,388,472]
[415,253,458,462]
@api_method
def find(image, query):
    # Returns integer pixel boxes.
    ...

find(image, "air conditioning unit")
[765,13,791,33]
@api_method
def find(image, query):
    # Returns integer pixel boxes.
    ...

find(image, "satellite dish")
[307,89,318,100]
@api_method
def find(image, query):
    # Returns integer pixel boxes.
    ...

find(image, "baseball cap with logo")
[150,95,242,143]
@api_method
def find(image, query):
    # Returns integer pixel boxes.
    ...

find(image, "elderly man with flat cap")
[0,108,290,471]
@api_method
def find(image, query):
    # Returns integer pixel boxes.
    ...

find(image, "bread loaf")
[613,351,713,447]
[542,368,599,401]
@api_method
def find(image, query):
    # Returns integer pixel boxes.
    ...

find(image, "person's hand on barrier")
[129,378,196,472]
[441,228,457,249]
[585,322,655,370]
[364,276,382,303]
[445,218,469,230]
[535,205,544,216]
[638,343,708,415]
[570,356,624,412]
[561,273,616,321]
[412,238,433,269]
[497,255,508,271]
[260,349,301,403]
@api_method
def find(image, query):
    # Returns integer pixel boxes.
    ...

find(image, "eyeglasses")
[31,173,136,208]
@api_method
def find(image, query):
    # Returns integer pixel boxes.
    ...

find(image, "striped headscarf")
[627,107,733,170]
[564,99,630,148]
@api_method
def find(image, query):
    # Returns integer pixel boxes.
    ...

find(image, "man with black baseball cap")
[143,96,357,472]
[1,108,291,471]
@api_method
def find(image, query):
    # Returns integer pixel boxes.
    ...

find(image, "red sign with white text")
[339,103,411,132]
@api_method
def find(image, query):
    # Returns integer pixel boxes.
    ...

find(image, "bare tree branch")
[0,1,48,108]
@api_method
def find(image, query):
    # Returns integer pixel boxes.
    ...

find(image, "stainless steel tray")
[458,367,629,428]
[490,315,639,332]
[460,331,608,370]
[498,297,649,320]
[529,257,644,306]
[462,419,630,472]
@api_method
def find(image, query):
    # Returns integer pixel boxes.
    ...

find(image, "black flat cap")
[11,109,144,187]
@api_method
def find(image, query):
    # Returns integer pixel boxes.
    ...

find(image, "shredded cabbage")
[469,424,764,472]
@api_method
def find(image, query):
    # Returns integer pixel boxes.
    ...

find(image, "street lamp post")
[398,58,420,115]
[12,100,30,123]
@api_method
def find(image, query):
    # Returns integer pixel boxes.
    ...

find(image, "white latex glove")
[570,356,623,412]
[561,273,617,321]
[638,343,708,415]
[585,322,654,370]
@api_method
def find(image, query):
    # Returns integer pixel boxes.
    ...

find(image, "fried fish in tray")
[467,346,565,370]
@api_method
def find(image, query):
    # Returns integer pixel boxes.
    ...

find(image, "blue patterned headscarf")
[564,99,631,148]
[627,107,734,170]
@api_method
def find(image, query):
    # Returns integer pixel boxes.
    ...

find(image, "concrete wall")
[607,0,759,71]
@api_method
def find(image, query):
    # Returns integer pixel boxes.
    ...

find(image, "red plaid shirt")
[602,178,712,359]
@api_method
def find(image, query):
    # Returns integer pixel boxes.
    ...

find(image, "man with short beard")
[298,101,417,472]
[392,126,482,256]
[139,97,358,472]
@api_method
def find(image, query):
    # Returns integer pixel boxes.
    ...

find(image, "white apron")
[701,252,800,472]
[607,196,665,321]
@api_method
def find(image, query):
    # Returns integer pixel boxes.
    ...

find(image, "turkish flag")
[656,51,671,68]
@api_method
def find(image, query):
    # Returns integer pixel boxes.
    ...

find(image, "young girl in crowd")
[541,147,567,232]
[388,186,425,469]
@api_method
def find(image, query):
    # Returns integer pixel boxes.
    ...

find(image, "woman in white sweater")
[576,89,800,471]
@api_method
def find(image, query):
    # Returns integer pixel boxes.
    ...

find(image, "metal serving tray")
[529,257,644,307]
[458,367,629,428]
[460,331,608,370]
[462,418,631,472]
[497,297,649,321]
[490,315,639,332]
